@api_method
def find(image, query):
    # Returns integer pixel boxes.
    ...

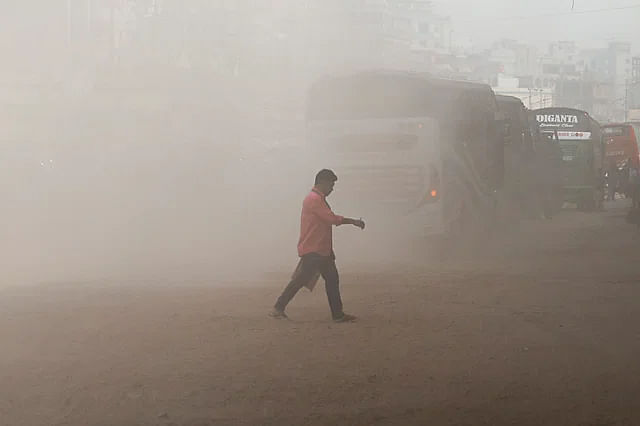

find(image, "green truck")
[531,107,603,210]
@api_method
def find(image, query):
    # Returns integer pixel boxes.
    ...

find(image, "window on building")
[418,22,429,34]
[393,18,411,31]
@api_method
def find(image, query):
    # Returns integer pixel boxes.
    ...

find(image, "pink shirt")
[297,188,344,257]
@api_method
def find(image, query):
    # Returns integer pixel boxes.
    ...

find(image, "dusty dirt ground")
[2,202,640,426]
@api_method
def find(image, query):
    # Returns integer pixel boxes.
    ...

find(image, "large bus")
[531,107,603,210]
[496,95,536,217]
[529,112,565,216]
[496,95,564,219]
[305,71,504,241]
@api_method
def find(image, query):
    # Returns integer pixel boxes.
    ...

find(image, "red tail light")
[427,164,440,202]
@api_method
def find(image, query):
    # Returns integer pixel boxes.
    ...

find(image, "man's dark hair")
[315,169,338,185]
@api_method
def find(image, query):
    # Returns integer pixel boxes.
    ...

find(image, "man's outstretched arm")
[313,199,365,229]
[341,217,366,230]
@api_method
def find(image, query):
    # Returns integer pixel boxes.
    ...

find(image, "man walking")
[270,169,365,322]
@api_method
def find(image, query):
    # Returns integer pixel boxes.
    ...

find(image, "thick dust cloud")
[2,1,416,286]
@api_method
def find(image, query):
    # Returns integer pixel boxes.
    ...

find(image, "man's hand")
[344,218,365,230]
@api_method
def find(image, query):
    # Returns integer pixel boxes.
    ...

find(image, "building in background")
[2,0,638,143]
[479,39,633,122]
[627,56,640,120]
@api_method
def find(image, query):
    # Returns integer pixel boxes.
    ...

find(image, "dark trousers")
[274,253,343,319]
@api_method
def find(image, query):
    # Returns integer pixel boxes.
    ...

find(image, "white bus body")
[306,117,446,238]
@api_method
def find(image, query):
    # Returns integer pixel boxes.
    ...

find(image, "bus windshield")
[603,126,627,137]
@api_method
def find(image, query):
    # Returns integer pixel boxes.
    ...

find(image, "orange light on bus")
[430,189,438,198]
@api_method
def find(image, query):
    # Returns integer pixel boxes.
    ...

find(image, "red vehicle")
[603,123,640,201]
[603,123,640,169]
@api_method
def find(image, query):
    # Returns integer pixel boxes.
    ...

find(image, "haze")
[435,0,640,50]
[2,1,640,426]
